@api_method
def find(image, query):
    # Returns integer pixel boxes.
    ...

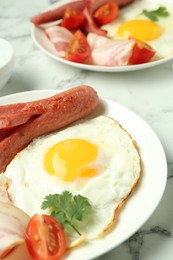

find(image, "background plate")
[31,0,173,72]
[0,89,167,259]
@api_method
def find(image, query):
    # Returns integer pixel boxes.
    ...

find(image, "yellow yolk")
[44,139,98,181]
[117,20,163,41]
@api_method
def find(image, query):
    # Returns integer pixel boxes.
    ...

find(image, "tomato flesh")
[65,30,91,63]
[61,7,86,30]
[25,214,66,260]
[130,40,156,65]
[93,2,119,26]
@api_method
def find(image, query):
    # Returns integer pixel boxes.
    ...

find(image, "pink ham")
[82,6,107,36]
[45,26,73,57]
[0,202,30,258]
[87,33,136,66]
[87,32,111,49]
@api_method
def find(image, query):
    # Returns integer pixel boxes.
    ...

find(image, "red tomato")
[129,40,156,65]
[25,214,66,260]
[65,30,91,63]
[93,2,119,26]
[61,7,86,30]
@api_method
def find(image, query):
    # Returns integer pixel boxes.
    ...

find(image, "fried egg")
[0,116,141,241]
[102,0,173,59]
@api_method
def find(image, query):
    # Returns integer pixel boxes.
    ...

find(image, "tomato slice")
[25,214,66,260]
[129,40,156,65]
[93,2,119,26]
[65,30,91,63]
[61,7,86,30]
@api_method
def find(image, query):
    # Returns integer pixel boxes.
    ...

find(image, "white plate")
[31,0,173,72]
[0,90,167,260]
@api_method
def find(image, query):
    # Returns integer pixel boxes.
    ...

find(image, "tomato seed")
[50,240,57,247]
[104,7,110,16]
[48,245,55,253]
[48,224,53,230]
[34,234,39,241]
[50,232,55,239]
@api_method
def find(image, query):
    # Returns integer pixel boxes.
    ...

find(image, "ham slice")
[87,33,136,66]
[0,202,30,258]
[91,40,135,66]
[82,6,107,36]
[87,32,111,49]
[45,26,73,57]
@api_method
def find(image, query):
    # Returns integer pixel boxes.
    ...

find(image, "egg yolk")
[44,139,98,181]
[117,19,163,41]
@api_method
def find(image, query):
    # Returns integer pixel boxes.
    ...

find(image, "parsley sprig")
[142,6,170,21]
[41,191,92,236]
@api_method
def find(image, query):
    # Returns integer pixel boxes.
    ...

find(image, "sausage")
[0,85,96,129]
[30,0,88,25]
[0,85,99,173]
[0,89,88,116]
[0,103,27,116]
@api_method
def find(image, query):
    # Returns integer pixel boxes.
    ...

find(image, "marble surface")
[0,0,173,259]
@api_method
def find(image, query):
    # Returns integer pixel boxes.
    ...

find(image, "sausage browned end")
[0,113,37,129]
[0,85,99,173]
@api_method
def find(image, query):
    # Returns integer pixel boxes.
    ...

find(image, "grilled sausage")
[0,85,96,129]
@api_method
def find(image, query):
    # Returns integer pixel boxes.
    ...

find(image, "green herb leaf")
[73,194,91,221]
[142,6,170,21]
[41,191,92,236]
[142,10,158,21]
[156,6,170,17]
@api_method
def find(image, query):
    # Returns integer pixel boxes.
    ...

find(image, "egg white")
[0,116,141,240]
[102,0,173,59]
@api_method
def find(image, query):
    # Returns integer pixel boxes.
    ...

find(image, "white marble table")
[1,0,173,259]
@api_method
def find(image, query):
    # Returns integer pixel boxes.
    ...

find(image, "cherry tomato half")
[65,30,91,63]
[61,7,86,30]
[129,40,156,65]
[25,214,66,260]
[93,2,119,26]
